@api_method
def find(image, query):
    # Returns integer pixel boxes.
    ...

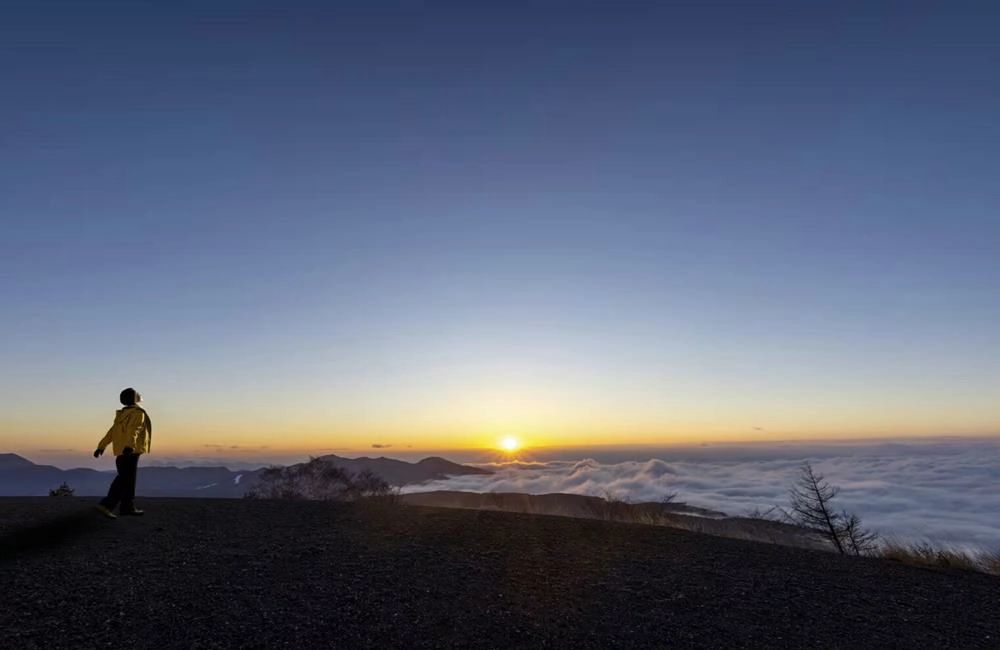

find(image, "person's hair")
[119,387,138,406]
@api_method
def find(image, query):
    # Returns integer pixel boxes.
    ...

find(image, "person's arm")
[95,419,117,456]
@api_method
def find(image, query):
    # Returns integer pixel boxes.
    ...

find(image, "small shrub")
[583,492,684,526]
[586,491,634,521]
[744,506,784,521]
[49,482,74,497]
[245,458,397,503]
[659,491,678,504]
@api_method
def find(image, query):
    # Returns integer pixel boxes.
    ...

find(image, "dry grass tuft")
[980,550,1000,576]
[879,541,990,573]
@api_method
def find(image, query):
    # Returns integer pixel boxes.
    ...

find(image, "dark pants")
[99,448,140,512]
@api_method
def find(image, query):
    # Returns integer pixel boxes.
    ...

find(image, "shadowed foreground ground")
[1,498,998,649]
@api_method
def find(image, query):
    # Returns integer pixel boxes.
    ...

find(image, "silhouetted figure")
[93,388,152,518]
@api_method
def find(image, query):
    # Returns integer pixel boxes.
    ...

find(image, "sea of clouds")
[405,437,1000,549]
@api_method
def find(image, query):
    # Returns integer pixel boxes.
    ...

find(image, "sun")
[499,436,521,453]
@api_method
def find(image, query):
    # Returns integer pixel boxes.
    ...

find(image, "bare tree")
[787,462,877,556]
[840,511,879,556]
[789,462,845,553]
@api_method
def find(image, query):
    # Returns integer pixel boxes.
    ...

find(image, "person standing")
[94,387,152,518]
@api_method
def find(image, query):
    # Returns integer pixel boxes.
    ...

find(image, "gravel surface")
[1,497,998,649]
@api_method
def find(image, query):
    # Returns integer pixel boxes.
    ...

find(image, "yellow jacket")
[97,406,152,455]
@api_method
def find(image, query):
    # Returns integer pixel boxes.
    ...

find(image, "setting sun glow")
[499,436,521,453]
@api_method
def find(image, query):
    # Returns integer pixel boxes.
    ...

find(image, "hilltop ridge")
[1,497,997,648]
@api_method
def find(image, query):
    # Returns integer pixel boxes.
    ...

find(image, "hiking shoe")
[119,509,145,516]
[95,505,117,519]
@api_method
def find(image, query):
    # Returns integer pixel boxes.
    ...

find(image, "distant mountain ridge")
[0,453,37,470]
[315,454,491,486]
[0,453,491,498]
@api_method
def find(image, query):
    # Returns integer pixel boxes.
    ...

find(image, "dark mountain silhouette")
[0,454,489,497]
[315,454,492,486]
[0,453,36,470]
[0,457,260,498]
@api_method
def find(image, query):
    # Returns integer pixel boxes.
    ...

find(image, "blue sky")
[1,2,998,461]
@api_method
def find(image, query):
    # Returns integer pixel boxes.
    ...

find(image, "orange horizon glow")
[4,392,1000,463]
[7,429,1000,472]
[7,425,999,464]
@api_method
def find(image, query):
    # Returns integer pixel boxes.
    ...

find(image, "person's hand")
[93,448,104,458]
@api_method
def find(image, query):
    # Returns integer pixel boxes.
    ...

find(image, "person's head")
[119,387,141,406]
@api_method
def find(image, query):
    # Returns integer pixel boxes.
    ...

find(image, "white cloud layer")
[405,438,1000,548]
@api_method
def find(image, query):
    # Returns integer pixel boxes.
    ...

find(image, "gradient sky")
[2,1,998,463]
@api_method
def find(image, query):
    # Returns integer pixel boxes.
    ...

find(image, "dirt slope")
[1,497,997,649]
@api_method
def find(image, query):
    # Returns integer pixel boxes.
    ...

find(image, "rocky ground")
[1,497,997,649]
